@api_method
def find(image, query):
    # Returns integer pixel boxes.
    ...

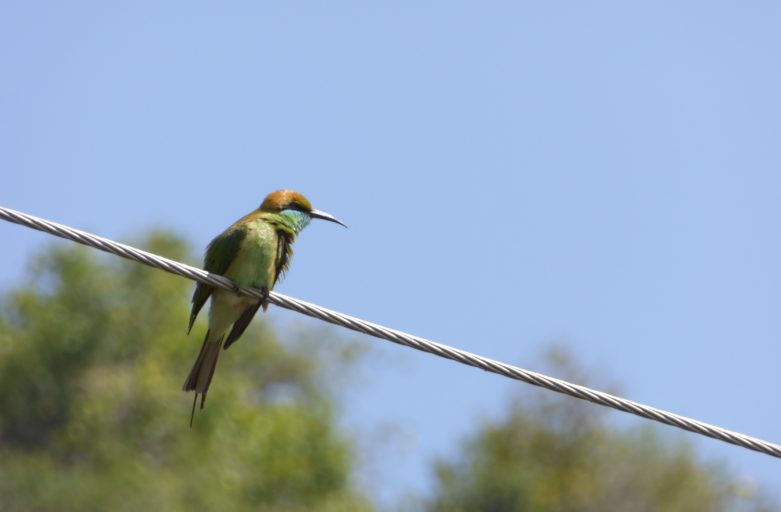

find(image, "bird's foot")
[260,287,270,310]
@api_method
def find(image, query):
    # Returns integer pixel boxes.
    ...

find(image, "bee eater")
[183,190,346,424]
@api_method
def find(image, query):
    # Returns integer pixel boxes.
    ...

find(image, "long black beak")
[310,209,348,228]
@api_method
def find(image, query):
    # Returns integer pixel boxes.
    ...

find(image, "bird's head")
[259,190,347,230]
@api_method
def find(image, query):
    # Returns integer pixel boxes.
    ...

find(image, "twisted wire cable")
[1,205,779,459]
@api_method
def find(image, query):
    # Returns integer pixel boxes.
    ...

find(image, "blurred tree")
[2,234,777,512]
[0,233,372,512]
[425,348,777,512]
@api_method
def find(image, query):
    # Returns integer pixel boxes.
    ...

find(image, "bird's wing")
[257,213,297,286]
[223,301,263,350]
[272,226,296,286]
[188,226,248,333]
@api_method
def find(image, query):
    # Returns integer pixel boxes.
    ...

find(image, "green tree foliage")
[426,349,777,512]
[0,233,372,512]
[2,234,777,512]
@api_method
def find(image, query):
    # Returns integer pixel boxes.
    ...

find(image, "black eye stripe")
[285,202,308,213]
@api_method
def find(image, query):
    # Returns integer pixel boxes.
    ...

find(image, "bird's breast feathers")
[223,221,278,290]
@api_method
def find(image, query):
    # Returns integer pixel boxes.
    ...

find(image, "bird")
[183,190,346,425]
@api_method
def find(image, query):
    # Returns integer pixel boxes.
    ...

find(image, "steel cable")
[1,205,779,459]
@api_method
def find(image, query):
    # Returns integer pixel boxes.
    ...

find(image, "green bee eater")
[183,190,346,424]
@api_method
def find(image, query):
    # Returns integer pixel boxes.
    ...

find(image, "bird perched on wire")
[183,190,346,424]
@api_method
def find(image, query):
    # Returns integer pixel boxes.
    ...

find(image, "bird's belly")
[212,287,258,309]
[208,288,260,337]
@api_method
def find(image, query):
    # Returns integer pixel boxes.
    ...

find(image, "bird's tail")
[183,330,223,426]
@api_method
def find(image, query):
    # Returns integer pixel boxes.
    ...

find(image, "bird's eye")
[285,202,308,213]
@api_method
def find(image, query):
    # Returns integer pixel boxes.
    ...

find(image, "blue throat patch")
[279,209,312,233]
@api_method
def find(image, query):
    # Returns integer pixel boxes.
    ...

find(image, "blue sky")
[1,0,780,506]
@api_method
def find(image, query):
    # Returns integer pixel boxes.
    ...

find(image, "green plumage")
[182,190,345,425]
[188,211,295,331]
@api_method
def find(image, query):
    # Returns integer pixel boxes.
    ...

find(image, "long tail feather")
[183,330,223,426]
